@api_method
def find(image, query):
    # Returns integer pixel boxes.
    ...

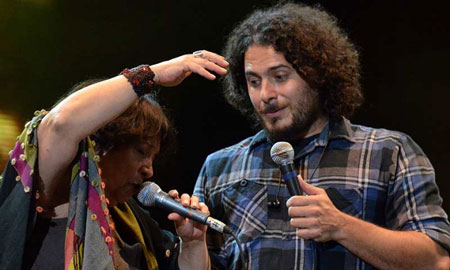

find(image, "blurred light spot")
[0,112,22,173]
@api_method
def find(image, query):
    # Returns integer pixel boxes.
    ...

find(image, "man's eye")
[275,73,287,81]
[248,78,260,87]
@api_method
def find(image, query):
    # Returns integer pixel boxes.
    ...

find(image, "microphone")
[137,182,232,234]
[270,141,302,196]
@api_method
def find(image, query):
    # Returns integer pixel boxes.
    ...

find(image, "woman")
[0,50,228,269]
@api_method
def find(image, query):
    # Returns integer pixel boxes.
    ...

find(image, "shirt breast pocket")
[317,186,365,269]
[222,180,268,243]
[324,186,363,218]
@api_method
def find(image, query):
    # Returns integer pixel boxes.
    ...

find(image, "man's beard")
[255,89,321,142]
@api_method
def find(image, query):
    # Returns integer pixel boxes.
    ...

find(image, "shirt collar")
[248,116,356,151]
[329,117,356,143]
[248,129,269,150]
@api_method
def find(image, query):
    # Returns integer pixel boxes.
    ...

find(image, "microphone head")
[137,181,161,206]
[270,141,294,166]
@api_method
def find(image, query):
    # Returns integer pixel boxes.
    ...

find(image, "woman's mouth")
[124,183,142,197]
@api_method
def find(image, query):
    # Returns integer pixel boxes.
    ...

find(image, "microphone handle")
[280,163,302,196]
[154,193,210,224]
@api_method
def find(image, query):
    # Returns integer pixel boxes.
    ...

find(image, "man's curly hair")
[222,2,363,122]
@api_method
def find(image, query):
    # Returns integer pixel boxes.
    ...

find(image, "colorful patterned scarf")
[1,110,117,269]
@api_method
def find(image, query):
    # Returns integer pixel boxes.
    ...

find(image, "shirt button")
[240,180,248,187]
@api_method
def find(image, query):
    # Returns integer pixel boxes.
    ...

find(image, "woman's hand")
[167,190,209,242]
[150,50,229,87]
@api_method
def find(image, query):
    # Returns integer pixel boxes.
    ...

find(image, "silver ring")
[193,50,204,58]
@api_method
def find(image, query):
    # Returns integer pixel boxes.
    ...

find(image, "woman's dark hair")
[91,95,176,160]
[59,80,176,159]
[223,2,363,121]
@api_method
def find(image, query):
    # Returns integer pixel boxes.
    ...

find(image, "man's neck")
[295,115,329,141]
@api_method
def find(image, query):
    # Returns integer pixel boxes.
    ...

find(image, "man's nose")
[260,80,277,103]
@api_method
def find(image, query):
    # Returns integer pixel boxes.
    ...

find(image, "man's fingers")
[290,217,320,228]
[288,205,321,217]
[286,195,319,207]
[296,228,322,240]
[298,176,325,196]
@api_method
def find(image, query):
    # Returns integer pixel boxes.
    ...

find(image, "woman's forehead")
[138,139,161,152]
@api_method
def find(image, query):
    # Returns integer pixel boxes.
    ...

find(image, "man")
[194,3,450,270]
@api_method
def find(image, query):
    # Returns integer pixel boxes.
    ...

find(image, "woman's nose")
[140,160,154,179]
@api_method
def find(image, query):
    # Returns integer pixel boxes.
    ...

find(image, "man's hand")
[286,175,348,242]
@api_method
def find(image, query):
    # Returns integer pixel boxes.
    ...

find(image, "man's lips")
[262,107,286,118]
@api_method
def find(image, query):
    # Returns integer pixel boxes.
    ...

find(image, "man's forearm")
[335,214,449,270]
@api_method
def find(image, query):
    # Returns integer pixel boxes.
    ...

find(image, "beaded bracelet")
[120,64,156,97]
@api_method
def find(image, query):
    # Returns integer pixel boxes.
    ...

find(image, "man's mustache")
[261,103,282,114]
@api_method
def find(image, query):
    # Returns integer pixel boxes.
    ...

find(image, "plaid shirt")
[194,117,450,270]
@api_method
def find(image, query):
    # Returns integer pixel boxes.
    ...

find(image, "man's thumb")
[298,175,322,195]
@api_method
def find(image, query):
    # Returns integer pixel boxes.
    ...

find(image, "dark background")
[1,0,449,229]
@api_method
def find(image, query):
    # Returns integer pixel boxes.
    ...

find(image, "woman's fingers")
[190,195,200,210]
[195,50,229,67]
[168,189,179,199]
[150,50,228,87]
[199,202,210,215]
[180,193,191,206]
[179,193,201,210]
[185,57,227,80]
[185,61,217,80]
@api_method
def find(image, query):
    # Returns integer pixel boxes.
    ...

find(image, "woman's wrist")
[179,238,209,270]
[120,65,156,97]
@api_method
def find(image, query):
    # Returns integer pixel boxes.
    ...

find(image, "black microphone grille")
[137,182,161,206]
[270,141,294,165]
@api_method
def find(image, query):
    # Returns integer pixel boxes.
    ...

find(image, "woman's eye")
[136,147,146,156]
